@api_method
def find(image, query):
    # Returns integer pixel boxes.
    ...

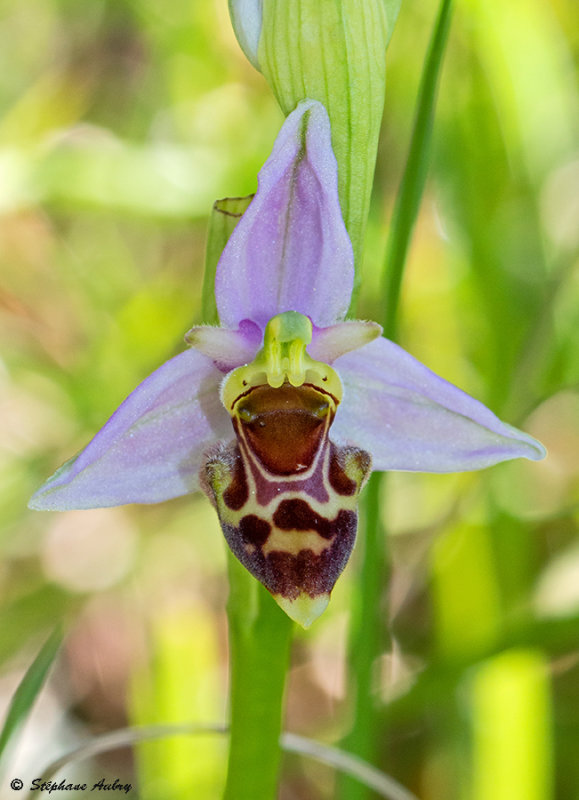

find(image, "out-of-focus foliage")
[0,0,577,798]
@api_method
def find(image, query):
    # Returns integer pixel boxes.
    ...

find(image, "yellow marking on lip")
[262,528,333,557]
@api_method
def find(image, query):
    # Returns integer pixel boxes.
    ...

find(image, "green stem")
[223,553,293,800]
[341,2,454,797]
[201,197,294,799]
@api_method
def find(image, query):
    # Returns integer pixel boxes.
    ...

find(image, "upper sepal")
[215,100,355,331]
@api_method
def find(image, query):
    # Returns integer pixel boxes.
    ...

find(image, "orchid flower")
[29,100,545,627]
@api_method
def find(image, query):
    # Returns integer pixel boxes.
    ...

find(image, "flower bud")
[229,0,400,284]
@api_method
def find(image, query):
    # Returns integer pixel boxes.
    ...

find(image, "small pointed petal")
[228,0,263,71]
[308,320,383,364]
[333,337,547,472]
[185,319,262,371]
[215,99,355,331]
[29,351,232,511]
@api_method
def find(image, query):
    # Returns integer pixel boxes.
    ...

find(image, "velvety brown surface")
[236,383,333,475]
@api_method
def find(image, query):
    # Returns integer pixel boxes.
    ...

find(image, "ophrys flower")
[30,100,545,626]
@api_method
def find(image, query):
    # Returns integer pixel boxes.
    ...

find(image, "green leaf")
[0,626,63,766]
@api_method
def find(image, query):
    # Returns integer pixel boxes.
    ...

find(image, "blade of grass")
[0,626,63,768]
[382,0,453,340]
[342,1,454,797]
[36,723,419,800]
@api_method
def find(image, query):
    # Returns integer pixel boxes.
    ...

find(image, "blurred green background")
[0,0,578,798]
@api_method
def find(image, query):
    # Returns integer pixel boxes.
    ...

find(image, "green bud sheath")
[258,0,392,286]
[202,195,253,325]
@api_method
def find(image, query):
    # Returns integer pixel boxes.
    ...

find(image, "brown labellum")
[203,381,370,626]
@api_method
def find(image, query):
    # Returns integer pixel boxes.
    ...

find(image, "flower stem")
[202,198,293,799]
[223,553,293,800]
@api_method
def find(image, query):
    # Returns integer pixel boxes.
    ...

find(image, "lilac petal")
[308,320,383,364]
[332,337,546,472]
[185,319,262,371]
[29,350,232,510]
[215,99,355,330]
